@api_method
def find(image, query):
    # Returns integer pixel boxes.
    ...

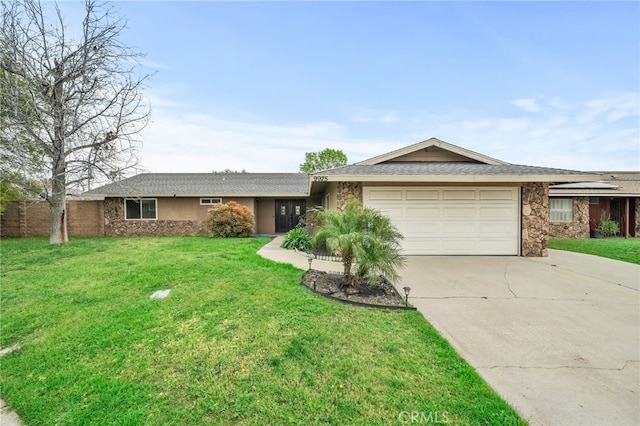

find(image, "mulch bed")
[301,269,415,310]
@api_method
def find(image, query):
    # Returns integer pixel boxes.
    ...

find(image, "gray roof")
[318,162,595,177]
[550,172,640,197]
[85,173,310,197]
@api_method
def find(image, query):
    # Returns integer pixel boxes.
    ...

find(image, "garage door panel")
[443,206,477,218]
[443,190,476,200]
[368,189,403,201]
[406,206,440,218]
[442,221,476,234]
[479,221,518,236]
[374,206,404,218]
[479,206,516,218]
[479,189,517,200]
[364,186,519,255]
[406,190,439,200]
[409,221,442,234]
[478,239,517,254]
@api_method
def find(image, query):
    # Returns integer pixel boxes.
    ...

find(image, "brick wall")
[1,200,104,238]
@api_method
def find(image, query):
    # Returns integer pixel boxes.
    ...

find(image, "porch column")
[624,198,629,238]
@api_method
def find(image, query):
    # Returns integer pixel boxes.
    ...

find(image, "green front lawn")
[0,237,524,425]
[549,238,640,264]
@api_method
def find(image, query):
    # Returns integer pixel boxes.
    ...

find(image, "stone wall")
[104,197,207,237]
[1,200,104,238]
[636,199,640,236]
[335,182,363,211]
[521,182,549,257]
[549,197,590,239]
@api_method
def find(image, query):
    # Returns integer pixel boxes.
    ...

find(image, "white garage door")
[363,186,519,255]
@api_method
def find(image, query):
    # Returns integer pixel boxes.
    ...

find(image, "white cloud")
[135,91,639,175]
[138,108,396,173]
[511,98,541,113]
[433,93,640,171]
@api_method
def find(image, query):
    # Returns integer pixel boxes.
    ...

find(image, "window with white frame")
[550,198,573,222]
[200,197,222,205]
[125,198,157,220]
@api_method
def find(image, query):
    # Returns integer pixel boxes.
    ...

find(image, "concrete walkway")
[259,237,640,425]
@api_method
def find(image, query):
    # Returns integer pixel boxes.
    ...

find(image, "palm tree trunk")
[343,255,353,285]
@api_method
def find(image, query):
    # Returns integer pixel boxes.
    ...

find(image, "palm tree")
[311,199,405,286]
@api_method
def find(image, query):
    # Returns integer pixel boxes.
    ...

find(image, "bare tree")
[0,0,151,243]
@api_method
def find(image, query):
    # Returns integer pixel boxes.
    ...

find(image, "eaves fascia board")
[549,192,640,197]
[314,174,603,183]
[96,192,311,198]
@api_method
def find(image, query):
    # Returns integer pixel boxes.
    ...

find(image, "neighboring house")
[85,138,600,257]
[85,173,315,236]
[549,172,640,238]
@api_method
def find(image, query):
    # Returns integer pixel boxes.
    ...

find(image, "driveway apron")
[398,249,639,426]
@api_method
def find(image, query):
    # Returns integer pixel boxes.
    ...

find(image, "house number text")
[313,176,328,182]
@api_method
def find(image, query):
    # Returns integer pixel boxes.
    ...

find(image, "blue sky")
[64,1,639,173]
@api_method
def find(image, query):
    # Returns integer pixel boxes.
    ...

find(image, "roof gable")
[356,137,507,166]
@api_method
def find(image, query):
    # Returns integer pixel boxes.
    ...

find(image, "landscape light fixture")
[307,254,313,270]
[403,286,411,307]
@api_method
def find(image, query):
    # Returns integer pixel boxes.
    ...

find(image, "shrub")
[281,227,311,251]
[311,198,405,286]
[597,210,619,237]
[207,201,255,238]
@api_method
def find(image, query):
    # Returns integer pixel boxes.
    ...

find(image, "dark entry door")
[275,200,306,233]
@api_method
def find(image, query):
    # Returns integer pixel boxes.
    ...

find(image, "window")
[589,197,600,205]
[324,193,330,209]
[200,198,222,205]
[125,198,157,220]
[550,198,573,222]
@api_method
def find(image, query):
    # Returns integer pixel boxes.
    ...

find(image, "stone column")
[336,182,363,211]
[635,199,640,236]
[521,182,549,257]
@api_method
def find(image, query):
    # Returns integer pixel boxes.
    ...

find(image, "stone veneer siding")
[335,182,363,211]
[521,182,549,257]
[549,197,590,239]
[636,199,640,236]
[104,198,207,237]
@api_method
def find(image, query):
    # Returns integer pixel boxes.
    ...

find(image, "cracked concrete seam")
[477,360,639,371]
[503,259,517,298]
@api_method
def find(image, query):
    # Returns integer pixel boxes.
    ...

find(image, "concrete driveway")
[399,249,639,426]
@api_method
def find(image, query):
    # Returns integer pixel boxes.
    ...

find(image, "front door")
[275,199,306,233]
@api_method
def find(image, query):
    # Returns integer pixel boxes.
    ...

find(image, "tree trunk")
[49,167,68,244]
[343,256,353,285]
[50,62,68,244]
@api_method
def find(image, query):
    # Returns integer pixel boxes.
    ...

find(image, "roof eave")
[89,192,310,198]
[312,174,602,183]
[549,192,640,197]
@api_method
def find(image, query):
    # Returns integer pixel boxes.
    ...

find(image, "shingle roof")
[549,172,640,197]
[85,173,310,197]
[319,162,595,177]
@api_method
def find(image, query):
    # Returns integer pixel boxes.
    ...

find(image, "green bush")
[597,211,619,237]
[207,201,255,237]
[281,227,311,251]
